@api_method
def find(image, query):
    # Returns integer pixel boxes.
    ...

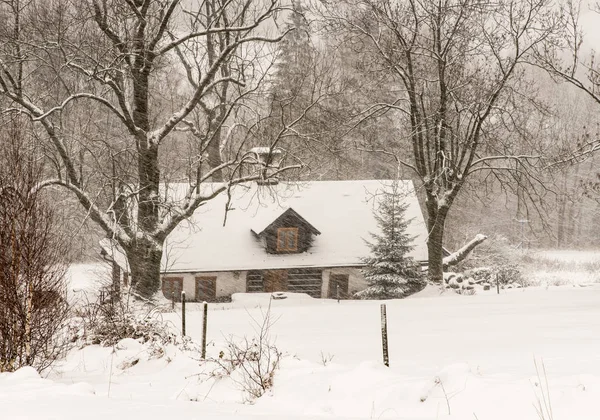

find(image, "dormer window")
[277,227,298,251]
[251,207,320,254]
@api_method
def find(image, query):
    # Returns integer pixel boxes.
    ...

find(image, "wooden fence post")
[181,291,186,336]
[380,304,389,367]
[201,301,208,359]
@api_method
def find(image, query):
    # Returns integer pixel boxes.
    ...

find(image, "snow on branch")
[442,234,487,269]
[155,162,302,240]
[156,1,287,56]
[151,32,290,145]
[33,178,132,246]
[30,93,129,125]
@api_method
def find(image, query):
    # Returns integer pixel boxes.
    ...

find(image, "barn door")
[162,277,183,301]
[195,276,217,302]
[328,274,349,299]
[263,270,288,292]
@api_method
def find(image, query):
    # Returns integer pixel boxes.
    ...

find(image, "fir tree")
[357,183,425,299]
[267,1,365,179]
[271,0,313,100]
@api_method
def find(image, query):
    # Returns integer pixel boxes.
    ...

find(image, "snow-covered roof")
[105,180,429,273]
[165,180,429,272]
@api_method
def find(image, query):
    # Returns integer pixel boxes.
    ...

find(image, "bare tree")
[169,0,259,182]
[0,0,302,298]
[528,0,600,245]
[317,0,562,282]
[537,1,600,160]
[0,115,70,372]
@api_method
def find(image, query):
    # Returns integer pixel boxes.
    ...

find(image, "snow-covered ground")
[2,260,600,419]
[66,262,112,304]
[524,250,600,286]
[533,249,600,264]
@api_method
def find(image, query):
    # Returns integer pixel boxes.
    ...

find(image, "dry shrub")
[0,117,71,372]
[74,287,177,349]
[209,300,282,402]
[495,264,523,286]
[467,264,523,287]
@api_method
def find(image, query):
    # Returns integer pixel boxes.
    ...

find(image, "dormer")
[251,208,320,254]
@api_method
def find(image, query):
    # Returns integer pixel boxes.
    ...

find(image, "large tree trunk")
[427,222,445,283]
[426,197,448,284]
[130,65,162,298]
[137,143,160,230]
[125,239,163,299]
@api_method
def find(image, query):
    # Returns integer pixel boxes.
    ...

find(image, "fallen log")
[442,234,488,269]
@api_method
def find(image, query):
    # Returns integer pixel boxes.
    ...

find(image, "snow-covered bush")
[495,264,523,286]
[466,264,523,287]
[208,301,281,402]
[465,267,495,283]
[211,336,282,401]
[356,182,425,299]
[74,288,177,348]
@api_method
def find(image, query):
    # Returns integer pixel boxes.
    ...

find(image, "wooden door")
[162,277,183,301]
[263,270,288,292]
[328,274,349,299]
[195,276,217,302]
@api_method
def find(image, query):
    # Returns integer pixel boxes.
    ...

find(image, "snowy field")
[2,259,600,419]
[533,249,600,264]
[523,250,600,287]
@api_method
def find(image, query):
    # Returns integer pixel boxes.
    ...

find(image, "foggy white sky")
[578,2,600,50]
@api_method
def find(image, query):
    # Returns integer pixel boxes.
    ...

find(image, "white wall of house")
[161,268,368,300]
[215,271,247,297]
[181,273,196,297]
[321,267,366,298]
[161,271,248,301]
[321,269,330,298]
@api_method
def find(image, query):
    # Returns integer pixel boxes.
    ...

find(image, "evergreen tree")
[272,0,313,100]
[267,1,372,179]
[357,183,425,299]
